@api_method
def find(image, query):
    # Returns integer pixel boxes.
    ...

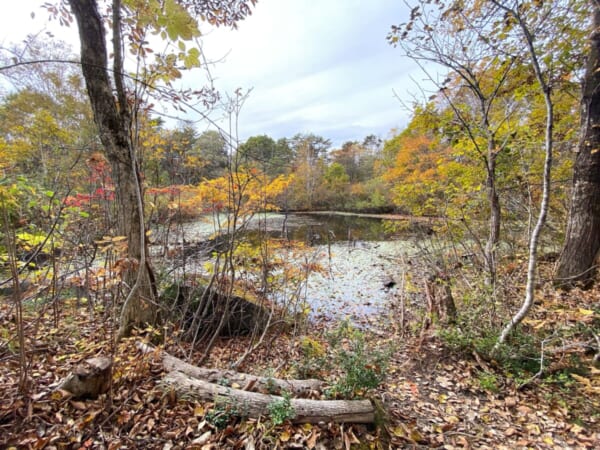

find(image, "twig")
[592,332,600,365]
[518,338,547,390]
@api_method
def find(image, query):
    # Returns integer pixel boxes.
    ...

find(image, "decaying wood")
[163,371,375,424]
[424,269,456,326]
[58,356,111,398]
[137,342,325,395]
[138,343,376,423]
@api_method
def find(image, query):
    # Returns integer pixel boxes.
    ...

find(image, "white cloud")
[1,0,420,147]
[193,0,417,146]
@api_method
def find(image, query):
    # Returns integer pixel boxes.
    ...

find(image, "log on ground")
[162,370,375,424]
[137,342,325,395]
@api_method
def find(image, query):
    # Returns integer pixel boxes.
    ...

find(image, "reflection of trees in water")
[174,213,428,253]
[298,215,389,245]
[224,214,391,246]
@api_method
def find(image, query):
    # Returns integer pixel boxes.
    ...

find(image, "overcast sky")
[1,0,420,148]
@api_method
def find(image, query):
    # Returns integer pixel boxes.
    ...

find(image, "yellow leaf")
[445,415,460,424]
[578,308,594,316]
[570,423,584,434]
[543,435,554,445]
[391,425,406,437]
[279,430,291,442]
[51,391,64,400]
[571,373,591,387]
[194,405,205,416]
[410,428,424,442]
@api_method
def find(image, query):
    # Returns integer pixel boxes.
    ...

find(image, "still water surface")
[171,212,422,326]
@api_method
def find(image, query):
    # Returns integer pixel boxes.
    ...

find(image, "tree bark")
[162,371,375,424]
[67,0,158,333]
[58,356,112,399]
[137,342,326,395]
[555,4,600,287]
[424,269,456,325]
[485,150,500,286]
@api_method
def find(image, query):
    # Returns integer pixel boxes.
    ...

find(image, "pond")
[160,212,426,328]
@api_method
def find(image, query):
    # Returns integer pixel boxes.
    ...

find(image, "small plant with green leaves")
[438,314,541,380]
[477,371,500,393]
[267,391,296,425]
[293,335,328,379]
[326,320,390,399]
[205,397,241,430]
[263,376,279,395]
[217,377,230,387]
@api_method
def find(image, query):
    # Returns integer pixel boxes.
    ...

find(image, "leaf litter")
[1,265,599,449]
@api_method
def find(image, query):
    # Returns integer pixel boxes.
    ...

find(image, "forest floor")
[1,267,599,449]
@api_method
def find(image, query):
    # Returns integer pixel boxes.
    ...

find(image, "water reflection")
[241,212,424,246]
[164,212,422,328]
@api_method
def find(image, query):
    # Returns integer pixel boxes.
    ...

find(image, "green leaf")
[183,47,201,69]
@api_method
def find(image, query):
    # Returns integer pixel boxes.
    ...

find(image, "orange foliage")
[146,172,293,221]
[383,133,455,216]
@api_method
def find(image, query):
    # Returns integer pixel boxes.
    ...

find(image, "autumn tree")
[0,38,95,182]
[160,125,198,185]
[389,2,522,284]
[555,1,600,287]
[61,0,256,337]
[288,133,331,210]
[383,105,466,217]
[195,130,229,179]
[321,162,350,209]
[330,140,377,184]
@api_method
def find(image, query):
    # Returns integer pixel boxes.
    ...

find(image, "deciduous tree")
[389,2,520,284]
[555,1,600,287]
[63,0,255,336]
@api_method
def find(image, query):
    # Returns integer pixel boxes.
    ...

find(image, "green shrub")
[293,336,328,379]
[437,317,540,379]
[326,321,390,399]
[267,391,296,425]
[477,371,500,392]
[293,321,390,399]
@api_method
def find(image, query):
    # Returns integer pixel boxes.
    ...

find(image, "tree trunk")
[493,0,554,347]
[67,0,158,334]
[162,371,375,424]
[555,4,600,288]
[424,269,456,326]
[485,151,500,286]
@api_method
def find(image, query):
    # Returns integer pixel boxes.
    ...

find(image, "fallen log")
[137,342,325,395]
[163,370,375,424]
